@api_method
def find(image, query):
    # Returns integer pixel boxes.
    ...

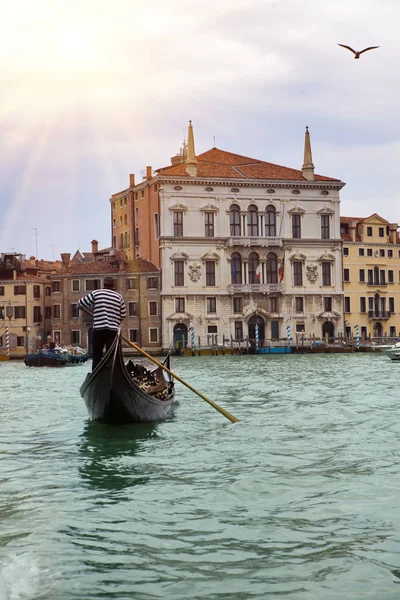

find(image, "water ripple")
[1,355,400,598]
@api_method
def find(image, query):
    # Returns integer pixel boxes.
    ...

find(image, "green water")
[1,353,400,599]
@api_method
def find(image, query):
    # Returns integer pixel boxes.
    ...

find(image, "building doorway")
[322,321,334,341]
[373,322,383,337]
[248,315,265,345]
[173,323,188,352]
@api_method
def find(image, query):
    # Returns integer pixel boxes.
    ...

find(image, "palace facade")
[341,214,400,339]
[111,123,346,349]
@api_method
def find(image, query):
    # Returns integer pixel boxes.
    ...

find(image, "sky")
[1,0,398,260]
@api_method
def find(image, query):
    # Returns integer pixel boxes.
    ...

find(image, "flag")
[278,258,285,283]
[256,264,262,282]
[231,260,237,281]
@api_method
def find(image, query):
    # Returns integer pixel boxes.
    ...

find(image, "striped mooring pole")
[5,326,9,356]
[355,324,360,350]
[255,324,259,352]
[287,324,291,346]
[190,324,195,355]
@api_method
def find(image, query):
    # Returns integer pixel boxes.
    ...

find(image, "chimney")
[60,253,71,272]
[146,166,152,180]
[116,250,126,271]
[302,126,315,181]
[349,221,357,242]
[389,223,398,244]
[91,240,99,254]
[129,174,135,187]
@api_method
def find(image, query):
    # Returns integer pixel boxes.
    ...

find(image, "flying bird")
[338,44,380,59]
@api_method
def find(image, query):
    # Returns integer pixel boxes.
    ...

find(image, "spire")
[302,126,315,181]
[185,120,198,177]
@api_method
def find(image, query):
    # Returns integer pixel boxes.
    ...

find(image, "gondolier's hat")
[104,276,115,288]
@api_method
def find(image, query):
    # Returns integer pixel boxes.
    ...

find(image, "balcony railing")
[0,254,25,271]
[227,237,283,248]
[367,281,386,287]
[368,311,392,320]
[228,283,284,294]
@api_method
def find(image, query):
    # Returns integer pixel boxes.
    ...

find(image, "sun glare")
[54,30,96,71]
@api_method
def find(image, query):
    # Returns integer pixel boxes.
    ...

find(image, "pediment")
[317,311,341,321]
[288,206,305,215]
[170,252,189,261]
[200,204,219,213]
[289,253,307,262]
[318,252,335,262]
[166,311,194,321]
[169,203,188,212]
[362,213,389,225]
[201,251,220,262]
[317,207,335,215]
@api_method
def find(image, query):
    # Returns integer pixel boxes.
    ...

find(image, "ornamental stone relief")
[306,264,318,283]
[188,263,201,282]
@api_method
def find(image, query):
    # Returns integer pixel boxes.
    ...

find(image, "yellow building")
[341,214,400,341]
[0,253,52,357]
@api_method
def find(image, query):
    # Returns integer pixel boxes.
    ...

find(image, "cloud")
[1,0,400,257]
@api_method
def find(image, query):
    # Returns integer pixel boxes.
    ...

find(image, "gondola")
[79,331,175,424]
[24,349,68,367]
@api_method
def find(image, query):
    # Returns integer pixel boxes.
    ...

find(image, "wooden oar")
[81,308,239,423]
[122,335,239,423]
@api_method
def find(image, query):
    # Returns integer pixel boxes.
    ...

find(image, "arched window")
[247,205,259,237]
[230,204,241,236]
[374,266,379,285]
[266,252,277,283]
[248,252,259,284]
[231,252,242,284]
[265,205,276,237]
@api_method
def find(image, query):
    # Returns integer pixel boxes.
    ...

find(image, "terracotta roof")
[66,262,118,275]
[157,147,340,182]
[125,259,159,273]
[340,216,363,224]
[65,258,159,275]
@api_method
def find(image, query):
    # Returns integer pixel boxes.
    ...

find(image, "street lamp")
[6,301,13,322]
[26,326,31,355]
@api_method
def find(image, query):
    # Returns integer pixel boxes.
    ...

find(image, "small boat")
[381,342,400,356]
[0,353,10,362]
[388,350,400,361]
[24,349,69,367]
[80,332,175,424]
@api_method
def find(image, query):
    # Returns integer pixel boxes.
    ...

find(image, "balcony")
[367,281,386,287]
[227,237,283,248]
[368,311,391,320]
[228,283,284,294]
[0,253,25,271]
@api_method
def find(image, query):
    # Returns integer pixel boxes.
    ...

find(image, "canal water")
[1,352,400,599]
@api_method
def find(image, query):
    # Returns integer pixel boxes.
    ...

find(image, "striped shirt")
[77,289,126,331]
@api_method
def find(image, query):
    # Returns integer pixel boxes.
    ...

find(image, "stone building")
[48,246,162,353]
[0,252,54,356]
[341,214,400,339]
[111,123,346,349]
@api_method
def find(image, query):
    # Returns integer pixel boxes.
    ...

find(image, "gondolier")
[77,276,126,370]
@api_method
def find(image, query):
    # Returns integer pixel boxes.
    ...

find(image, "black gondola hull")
[80,335,174,424]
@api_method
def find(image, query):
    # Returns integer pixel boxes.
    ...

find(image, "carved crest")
[188,263,201,282]
[306,264,318,283]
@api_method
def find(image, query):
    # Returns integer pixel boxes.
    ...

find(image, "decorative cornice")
[201,251,220,262]
[317,207,335,215]
[289,253,307,262]
[288,206,306,215]
[318,252,335,262]
[169,203,188,212]
[170,252,189,262]
[200,204,219,213]
[156,176,345,190]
